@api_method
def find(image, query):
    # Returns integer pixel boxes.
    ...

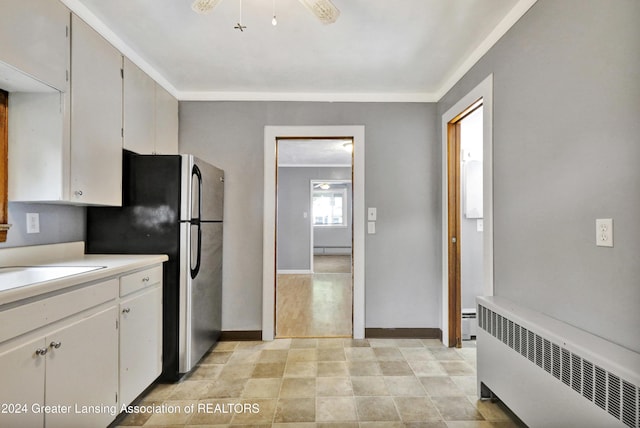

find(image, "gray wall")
[277,167,351,271]
[180,102,439,331]
[438,0,640,352]
[0,203,85,248]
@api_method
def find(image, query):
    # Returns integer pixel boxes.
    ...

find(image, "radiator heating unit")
[477,296,640,428]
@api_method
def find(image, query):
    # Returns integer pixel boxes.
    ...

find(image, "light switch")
[368,221,376,234]
[368,207,377,221]
[596,218,613,247]
[26,213,40,234]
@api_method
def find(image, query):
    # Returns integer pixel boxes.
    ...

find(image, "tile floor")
[116,338,524,427]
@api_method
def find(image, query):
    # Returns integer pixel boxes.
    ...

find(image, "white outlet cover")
[26,213,40,234]
[367,221,376,234]
[368,207,377,221]
[596,218,613,247]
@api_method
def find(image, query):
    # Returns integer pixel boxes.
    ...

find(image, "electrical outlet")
[26,213,40,234]
[368,207,377,221]
[596,218,613,247]
[367,221,376,234]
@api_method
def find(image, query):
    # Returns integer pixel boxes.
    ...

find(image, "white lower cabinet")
[0,264,164,427]
[119,284,162,407]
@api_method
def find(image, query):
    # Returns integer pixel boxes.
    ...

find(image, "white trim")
[264,126,365,341]
[279,164,351,168]
[277,270,313,275]
[178,91,437,103]
[441,74,494,347]
[433,0,537,100]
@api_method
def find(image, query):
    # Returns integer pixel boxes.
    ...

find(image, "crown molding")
[177,91,438,103]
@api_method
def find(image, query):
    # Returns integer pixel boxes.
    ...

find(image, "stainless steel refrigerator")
[86,150,223,381]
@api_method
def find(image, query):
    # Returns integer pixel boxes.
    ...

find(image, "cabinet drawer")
[120,265,162,297]
[0,279,117,343]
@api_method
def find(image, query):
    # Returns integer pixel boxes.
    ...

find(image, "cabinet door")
[123,58,155,154]
[70,14,123,206]
[0,337,46,427]
[119,285,162,406]
[46,307,118,428]
[154,84,179,154]
[0,0,69,91]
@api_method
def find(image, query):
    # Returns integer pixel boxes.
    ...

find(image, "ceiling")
[63,0,536,102]
[278,139,352,167]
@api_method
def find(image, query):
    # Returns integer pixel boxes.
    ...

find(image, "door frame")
[441,75,494,347]
[263,126,365,340]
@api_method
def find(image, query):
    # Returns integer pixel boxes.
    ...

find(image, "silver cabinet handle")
[35,348,48,356]
[50,341,62,349]
[122,308,131,314]
[74,190,83,196]
[142,277,150,282]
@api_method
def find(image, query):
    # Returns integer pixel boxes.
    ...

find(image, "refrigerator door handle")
[190,164,203,279]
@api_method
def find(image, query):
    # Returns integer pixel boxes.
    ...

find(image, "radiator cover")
[477,296,640,428]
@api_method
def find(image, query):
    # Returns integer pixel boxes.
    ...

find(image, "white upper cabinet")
[123,58,155,154]
[154,84,179,155]
[70,15,123,205]
[0,0,69,91]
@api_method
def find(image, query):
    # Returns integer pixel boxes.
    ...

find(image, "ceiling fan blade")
[191,0,223,14]
[298,0,340,24]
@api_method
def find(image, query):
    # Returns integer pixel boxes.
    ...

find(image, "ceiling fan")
[191,0,340,25]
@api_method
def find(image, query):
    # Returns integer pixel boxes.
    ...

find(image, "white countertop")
[0,242,168,306]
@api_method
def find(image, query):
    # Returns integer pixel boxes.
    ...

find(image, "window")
[313,187,347,227]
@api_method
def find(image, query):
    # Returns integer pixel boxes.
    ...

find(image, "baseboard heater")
[477,296,639,428]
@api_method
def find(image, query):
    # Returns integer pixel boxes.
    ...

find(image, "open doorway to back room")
[276,138,353,338]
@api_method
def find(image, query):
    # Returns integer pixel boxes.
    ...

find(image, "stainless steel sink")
[0,266,106,292]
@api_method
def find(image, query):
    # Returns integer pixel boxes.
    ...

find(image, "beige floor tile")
[358,422,404,428]
[367,338,398,348]
[141,384,177,402]
[355,396,400,421]
[235,340,266,350]
[316,377,353,396]
[403,422,448,428]
[347,361,382,376]
[384,376,428,396]
[168,381,212,400]
[317,361,348,377]
[316,422,359,428]
[227,349,262,364]
[291,338,319,348]
[218,362,255,380]
[444,422,495,428]
[343,339,370,347]
[409,360,446,376]
[118,400,161,425]
[316,396,357,422]
[420,376,467,397]
[440,361,475,376]
[288,348,319,362]
[422,339,446,348]
[317,348,346,361]
[431,396,484,421]
[373,347,405,361]
[143,400,194,425]
[285,361,318,377]
[274,398,316,423]
[272,423,317,428]
[400,348,435,361]
[430,348,464,361]
[394,339,425,348]
[212,342,239,352]
[206,377,248,398]
[201,351,232,364]
[394,396,442,422]
[344,347,376,361]
[242,378,282,398]
[379,360,414,376]
[280,377,317,398]
[471,398,513,421]
[253,362,287,378]
[351,376,389,396]
[450,376,478,396]
[259,349,290,363]
[186,364,223,380]
[229,398,277,424]
[263,338,292,349]
[186,398,237,425]
[317,338,346,348]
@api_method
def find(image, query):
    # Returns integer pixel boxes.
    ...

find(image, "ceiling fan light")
[191,0,222,14]
[320,183,331,190]
[298,0,340,24]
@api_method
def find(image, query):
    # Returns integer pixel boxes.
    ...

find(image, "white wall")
[179,102,440,331]
[438,0,640,352]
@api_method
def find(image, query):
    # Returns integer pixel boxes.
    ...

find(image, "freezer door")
[181,155,224,222]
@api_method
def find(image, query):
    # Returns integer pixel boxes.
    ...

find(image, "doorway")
[275,139,353,337]
[263,126,365,341]
[441,75,494,348]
